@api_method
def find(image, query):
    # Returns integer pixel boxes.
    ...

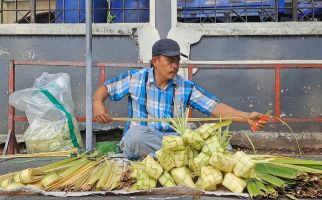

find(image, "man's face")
[152,55,180,80]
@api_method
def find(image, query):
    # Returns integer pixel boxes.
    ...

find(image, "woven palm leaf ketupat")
[156,150,175,171]
[162,135,186,151]
[201,135,224,156]
[194,152,210,173]
[170,167,195,188]
[182,129,205,150]
[169,149,189,168]
[209,152,236,173]
[131,155,163,180]
[233,151,255,178]
[130,170,157,190]
[222,173,247,193]
[200,166,223,191]
[158,171,176,187]
[187,148,199,174]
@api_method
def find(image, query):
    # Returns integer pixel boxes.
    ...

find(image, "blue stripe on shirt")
[104,67,221,135]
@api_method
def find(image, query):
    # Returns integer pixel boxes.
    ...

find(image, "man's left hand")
[247,112,268,132]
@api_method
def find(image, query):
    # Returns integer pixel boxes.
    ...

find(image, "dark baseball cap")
[152,39,188,58]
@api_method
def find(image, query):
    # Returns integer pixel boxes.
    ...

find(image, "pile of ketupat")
[0,151,131,192]
[129,109,322,199]
[0,111,321,199]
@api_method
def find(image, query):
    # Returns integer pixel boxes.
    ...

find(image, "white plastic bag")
[9,72,83,153]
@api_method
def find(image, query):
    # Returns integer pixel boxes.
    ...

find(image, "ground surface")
[1,155,321,199]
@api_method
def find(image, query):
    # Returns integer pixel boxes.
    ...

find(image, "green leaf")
[272,162,322,174]
[256,173,286,187]
[255,163,300,179]
[272,158,322,166]
[254,180,267,192]
[246,179,264,198]
[95,141,117,154]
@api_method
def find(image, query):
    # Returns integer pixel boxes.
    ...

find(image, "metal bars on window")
[177,0,322,23]
[0,0,150,24]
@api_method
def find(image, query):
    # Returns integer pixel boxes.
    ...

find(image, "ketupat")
[195,123,217,139]
[169,149,189,168]
[195,177,217,191]
[24,118,83,153]
[209,152,235,173]
[233,151,255,178]
[156,150,175,171]
[195,121,232,140]
[182,129,204,150]
[131,155,163,179]
[170,167,195,188]
[130,170,156,190]
[158,171,176,187]
[222,173,247,193]
[162,135,186,151]
[200,166,223,191]
[187,148,199,174]
[194,152,210,173]
[201,135,224,156]
[195,177,204,190]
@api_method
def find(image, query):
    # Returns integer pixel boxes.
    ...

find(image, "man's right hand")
[93,101,113,123]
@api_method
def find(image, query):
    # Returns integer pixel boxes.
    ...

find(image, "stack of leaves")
[246,156,322,198]
[0,151,130,192]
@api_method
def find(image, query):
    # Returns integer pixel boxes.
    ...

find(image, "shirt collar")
[147,67,177,87]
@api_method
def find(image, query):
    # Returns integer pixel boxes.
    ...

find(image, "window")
[0,0,150,24]
[177,0,322,23]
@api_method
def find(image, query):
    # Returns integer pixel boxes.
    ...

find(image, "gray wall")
[0,1,322,135]
[190,36,322,132]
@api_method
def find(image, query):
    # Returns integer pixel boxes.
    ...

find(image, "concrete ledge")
[231,131,322,151]
[177,22,322,36]
[1,22,322,36]
[0,23,147,35]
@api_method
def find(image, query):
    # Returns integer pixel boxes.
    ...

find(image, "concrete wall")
[0,0,321,137]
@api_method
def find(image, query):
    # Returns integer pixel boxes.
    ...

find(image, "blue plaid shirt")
[104,67,221,135]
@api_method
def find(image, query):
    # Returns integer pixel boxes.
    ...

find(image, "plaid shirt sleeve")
[189,83,221,116]
[104,70,137,101]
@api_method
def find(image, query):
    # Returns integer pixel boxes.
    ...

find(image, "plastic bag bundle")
[9,72,83,153]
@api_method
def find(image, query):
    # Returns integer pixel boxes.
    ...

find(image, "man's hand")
[93,85,111,123]
[93,101,112,123]
[247,112,268,132]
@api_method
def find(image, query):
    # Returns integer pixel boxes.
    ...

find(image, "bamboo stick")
[111,117,245,122]
[0,149,77,159]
